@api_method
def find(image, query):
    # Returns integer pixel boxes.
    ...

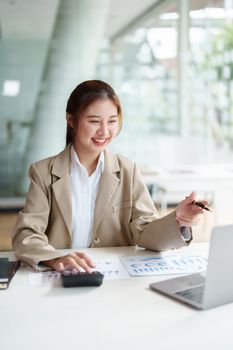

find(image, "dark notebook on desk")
[0,258,20,289]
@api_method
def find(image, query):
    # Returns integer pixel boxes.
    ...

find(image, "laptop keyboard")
[175,284,204,304]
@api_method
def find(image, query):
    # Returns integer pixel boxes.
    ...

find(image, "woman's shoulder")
[33,154,57,168]
[30,145,70,176]
[105,149,136,172]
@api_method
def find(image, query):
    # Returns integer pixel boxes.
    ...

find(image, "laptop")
[150,225,233,310]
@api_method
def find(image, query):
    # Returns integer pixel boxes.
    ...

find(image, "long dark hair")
[66,80,122,146]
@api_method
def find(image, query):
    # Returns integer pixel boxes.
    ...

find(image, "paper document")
[28,253,208,286]
[28,258,130,286]
[28,269,61,286]
[120,254,208,276]
[94,258,130,280]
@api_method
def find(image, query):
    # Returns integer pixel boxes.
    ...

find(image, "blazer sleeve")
[11,163,64,269]
[129,164,192,251]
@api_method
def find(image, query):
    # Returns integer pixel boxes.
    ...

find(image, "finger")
[183,202,205,215]
[63,254,94,273]
[61,257,84,272]
[180,210,203,220]
[178,213,202,225]
[176,210,198,221]
[185,191,196,204]
[190,206,205,214]
[75,252,96,268]
[177,218,193,226]
[55,262,65,272]
[197,200,209,206]
[177,211,199,223]
[75,258,93,273]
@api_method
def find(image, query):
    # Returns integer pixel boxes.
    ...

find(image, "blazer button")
[93,237,100,244]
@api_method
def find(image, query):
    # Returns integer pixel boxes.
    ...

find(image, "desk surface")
[143,166,233,195]
[1,244,232,350]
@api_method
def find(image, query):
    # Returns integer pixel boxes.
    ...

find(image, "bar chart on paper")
[120,254,208,276]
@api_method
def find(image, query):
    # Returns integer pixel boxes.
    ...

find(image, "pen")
[192,200,211,211]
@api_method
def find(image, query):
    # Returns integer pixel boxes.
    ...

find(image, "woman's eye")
[90,120,99,124]
[109,120,117,123]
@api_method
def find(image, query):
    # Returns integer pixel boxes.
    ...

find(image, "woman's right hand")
[43,251,96,272]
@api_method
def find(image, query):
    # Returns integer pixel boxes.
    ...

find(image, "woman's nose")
[97,123,109,136]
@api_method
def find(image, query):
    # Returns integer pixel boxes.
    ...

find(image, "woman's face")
[72,98,119,156]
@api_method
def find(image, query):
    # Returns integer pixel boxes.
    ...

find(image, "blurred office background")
[1,0,233,248]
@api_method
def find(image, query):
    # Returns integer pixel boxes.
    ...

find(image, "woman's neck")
[73,146,100,176]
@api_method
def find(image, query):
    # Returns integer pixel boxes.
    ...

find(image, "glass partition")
[96,0,233,167]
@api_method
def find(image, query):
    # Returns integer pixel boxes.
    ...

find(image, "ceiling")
[0,0,59,39]
[0,0,160,40]
[0,0,223,41]
[105,0,161,38]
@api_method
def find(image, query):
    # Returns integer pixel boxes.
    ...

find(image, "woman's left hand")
[176,191,209,227]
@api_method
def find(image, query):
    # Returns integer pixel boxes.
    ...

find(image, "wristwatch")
[180,226,192,243]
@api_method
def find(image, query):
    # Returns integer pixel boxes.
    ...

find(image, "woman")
[12,80,207,272]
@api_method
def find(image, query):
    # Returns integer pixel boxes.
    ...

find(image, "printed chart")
[28,254,208,286]
[28,269,61,286]
[28,258,130,286]
[120,254,208,276]
[94,258,129,280]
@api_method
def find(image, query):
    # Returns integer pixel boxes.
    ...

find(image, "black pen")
[192,200,211,212]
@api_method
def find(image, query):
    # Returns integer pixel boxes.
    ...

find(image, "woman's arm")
[129,165,206,251]
[12,163,64,269]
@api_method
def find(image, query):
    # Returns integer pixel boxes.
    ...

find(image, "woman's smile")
[91,137,109,146]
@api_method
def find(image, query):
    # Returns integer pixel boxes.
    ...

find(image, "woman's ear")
[66,113,74,127]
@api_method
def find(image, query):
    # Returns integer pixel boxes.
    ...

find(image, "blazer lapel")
[51,145,72,238]
[92,150,120,237]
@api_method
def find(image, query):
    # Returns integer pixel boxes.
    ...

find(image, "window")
[96,0,233,166]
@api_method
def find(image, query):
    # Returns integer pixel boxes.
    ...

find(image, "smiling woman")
[65,81,122,175]
[67,98,119,174]
[11,80,208,272]
[66,80,122,146]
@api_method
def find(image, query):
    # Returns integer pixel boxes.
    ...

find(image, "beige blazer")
[12,145,190,267]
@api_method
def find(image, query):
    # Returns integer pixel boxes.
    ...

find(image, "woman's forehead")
[82,98,118,115]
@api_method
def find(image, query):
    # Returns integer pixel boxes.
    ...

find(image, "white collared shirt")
[70,146,104,248]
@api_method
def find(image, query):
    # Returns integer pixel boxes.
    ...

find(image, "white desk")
[1,244,233,350]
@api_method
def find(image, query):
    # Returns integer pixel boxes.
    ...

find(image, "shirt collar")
[71,146,104,174]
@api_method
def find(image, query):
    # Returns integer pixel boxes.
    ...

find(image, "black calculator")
[62,270,104,287]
